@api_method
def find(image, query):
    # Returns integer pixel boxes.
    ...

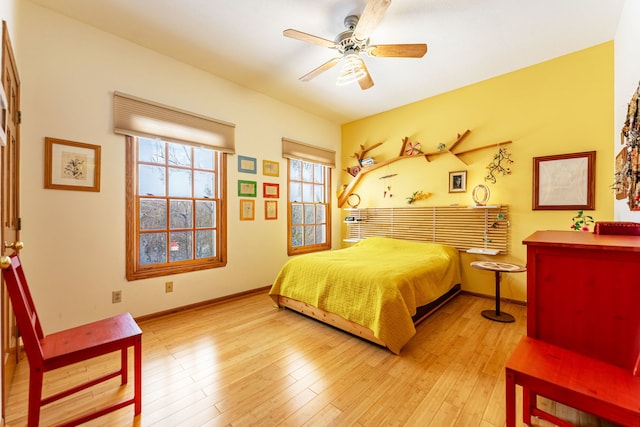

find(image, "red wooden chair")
[0,254,142,426]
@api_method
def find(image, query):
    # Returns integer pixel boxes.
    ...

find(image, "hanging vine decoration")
[485,147,513,184]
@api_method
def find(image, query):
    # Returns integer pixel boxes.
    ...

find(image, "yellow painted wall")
[341,42,615,302]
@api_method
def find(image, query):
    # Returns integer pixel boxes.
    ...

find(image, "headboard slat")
[344,205,509,253]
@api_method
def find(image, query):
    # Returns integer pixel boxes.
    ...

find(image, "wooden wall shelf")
[338,129,512,207]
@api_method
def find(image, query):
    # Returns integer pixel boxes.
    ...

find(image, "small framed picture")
[238,155,257,174]
[45,137,101,192]
[263,160,279,177]
[240,199,255,220]
[265,200,278,220]
[448,170,467,193]
[263,182,279,198]
[238,180,257,197]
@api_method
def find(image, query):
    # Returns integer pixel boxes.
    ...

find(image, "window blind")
[113,92,235,153]
[282,137,336,168]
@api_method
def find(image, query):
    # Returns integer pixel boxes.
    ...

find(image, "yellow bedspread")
[269,237,461,354]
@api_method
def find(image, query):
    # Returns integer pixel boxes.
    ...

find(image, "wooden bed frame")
[275,283,462,350]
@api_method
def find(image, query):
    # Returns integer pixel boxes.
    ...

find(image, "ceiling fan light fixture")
[336,53,366,86]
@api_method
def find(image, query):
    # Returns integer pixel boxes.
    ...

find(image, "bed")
[269,237,462,354]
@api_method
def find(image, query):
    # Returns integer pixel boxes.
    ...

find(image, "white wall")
[0,0,17,39]
[16,2,341,333]
[614,0,640,220]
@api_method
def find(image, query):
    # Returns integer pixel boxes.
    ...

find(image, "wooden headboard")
[344,205,509,254]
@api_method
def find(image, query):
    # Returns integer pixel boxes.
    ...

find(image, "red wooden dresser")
[523,230,640,369]
[505,230,640,426]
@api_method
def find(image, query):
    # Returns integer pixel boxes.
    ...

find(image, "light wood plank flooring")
[4,292,617,426]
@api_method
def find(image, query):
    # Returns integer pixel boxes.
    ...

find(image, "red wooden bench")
[505,336,640,426]
[0,254,142,427]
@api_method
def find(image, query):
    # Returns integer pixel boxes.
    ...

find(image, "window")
[126,136,227,280]
[287,158,331,255]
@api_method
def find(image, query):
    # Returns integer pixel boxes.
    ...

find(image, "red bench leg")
[120,347,128,385]
[28,367,44,427]
[134,336,142,415]
[523,388,536,424]
[506,369,516,427]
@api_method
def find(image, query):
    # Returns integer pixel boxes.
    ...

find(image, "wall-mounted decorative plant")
[406,190,432,204]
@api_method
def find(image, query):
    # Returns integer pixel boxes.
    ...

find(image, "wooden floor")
[4,292,618,426]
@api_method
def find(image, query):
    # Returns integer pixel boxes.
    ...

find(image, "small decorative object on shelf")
[571,210,594,231]
[472,184,491,206]
[346,193,361,208]
[403,140,422,156]
[406,190,432,204]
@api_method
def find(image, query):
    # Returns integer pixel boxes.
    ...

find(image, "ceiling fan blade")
[367,43,428,58]
[353,0,392,42]
[300,57,342,82]
[283,29,337,49]
[358,60,374,90]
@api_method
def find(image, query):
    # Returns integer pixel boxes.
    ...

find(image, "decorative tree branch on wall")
[337,129,513,207]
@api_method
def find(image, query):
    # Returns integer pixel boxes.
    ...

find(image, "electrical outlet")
[165,281,173,293]
[112,290,122,303]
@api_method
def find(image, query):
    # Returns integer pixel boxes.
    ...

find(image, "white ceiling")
[28,0,624,124]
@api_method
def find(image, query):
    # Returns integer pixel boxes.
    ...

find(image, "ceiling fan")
[283,0,427,90]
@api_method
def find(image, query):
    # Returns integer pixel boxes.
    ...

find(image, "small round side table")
[470,261,526,323]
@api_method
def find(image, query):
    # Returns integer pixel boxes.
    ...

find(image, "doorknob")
[4,241,24,252]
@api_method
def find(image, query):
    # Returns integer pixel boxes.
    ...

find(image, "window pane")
[140,199,166,230]
[168,142,192,166]
[170,231,193,261]
[302,183,313,203]
[316,224,326,244]
[315,204,326,224]
[139,165,165,196]
[291,226,303,247]
[290,182,302,203]
[290,159,301,180]
[129,136,225,279]
[302,161,313,181]
[286,159,330,255]
[170,200,193,229]
[304,225,315,245]
[168,168,192,197]
[196,229,215,258]
[196,200,215,228]
[291,203,303,224]
[194,146,214,170]
[314,184,324,203]
[138,138,165,164]
[194,171,214,198]
[140,232,167,265]
[314,164,324,183]
[303,204,314,224]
